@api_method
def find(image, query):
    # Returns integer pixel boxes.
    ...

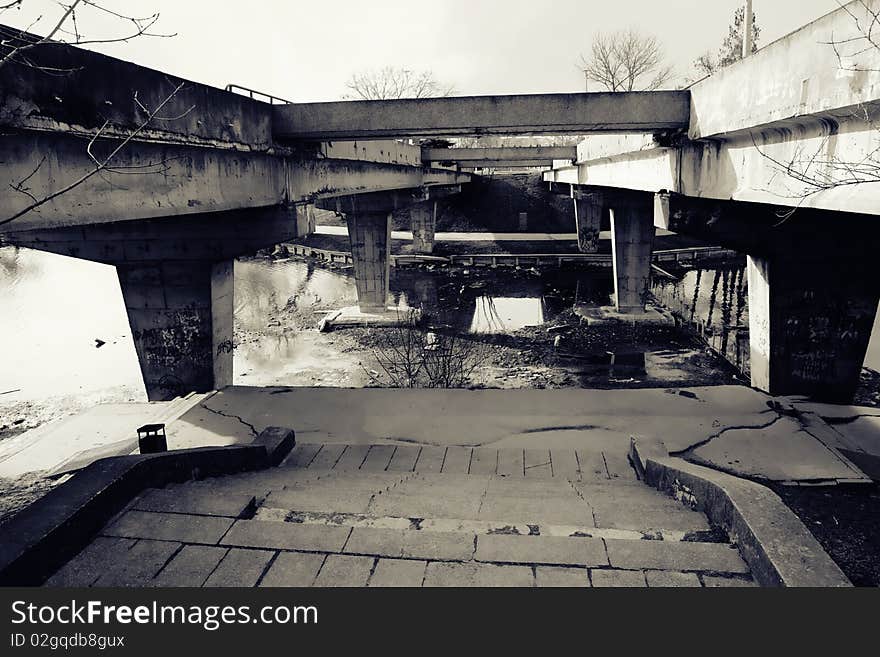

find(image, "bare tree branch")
[0,0,173,72]
[344,66,454,100]
[3,81,186,227]
[751,2,880,214]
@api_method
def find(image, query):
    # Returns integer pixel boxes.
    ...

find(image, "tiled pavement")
[45,444,757,587]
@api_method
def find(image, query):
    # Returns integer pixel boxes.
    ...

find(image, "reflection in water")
[653,262,751,374]
[469,297,545,334]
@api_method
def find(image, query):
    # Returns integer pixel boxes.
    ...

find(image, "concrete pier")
[747,255,880,403]
[2,207,300,400]
[118,260,235,401]
[610,195,655,313]
[572,189,603,253]
[347,212,393,313]
[410,200,437,255]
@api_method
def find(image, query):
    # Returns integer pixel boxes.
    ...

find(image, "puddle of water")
[469,297,545,334]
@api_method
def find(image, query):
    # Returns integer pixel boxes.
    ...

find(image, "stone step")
[281,443,640,482]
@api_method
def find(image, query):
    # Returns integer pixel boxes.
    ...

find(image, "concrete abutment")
[747,254,880,403]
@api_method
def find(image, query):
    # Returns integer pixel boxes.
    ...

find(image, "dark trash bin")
[137,423,168,454]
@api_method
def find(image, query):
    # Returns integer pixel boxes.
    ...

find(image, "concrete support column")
[346,212,392,313]
[410,200,436,254]
[747,255,880,403]
[610,196,655,313]
[117,259,234,401]
[572,189,603,253]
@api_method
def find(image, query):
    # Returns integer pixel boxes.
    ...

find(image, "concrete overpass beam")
[747,255,880,403]
[410,200,437,255]
[117,259,235,401]
[610,194,655,313]
[571,188,604,253]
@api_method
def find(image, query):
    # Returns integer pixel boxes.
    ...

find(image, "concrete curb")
[0,427,295,586]
[630,438,852,587]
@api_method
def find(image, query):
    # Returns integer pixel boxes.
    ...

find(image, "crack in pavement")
[669,412,786,459]
[200,402,259,437]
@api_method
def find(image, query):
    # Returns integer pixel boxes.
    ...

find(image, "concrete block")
[309,444,347,470]
[590,501,710,533]
[344,528,475,561]
[524,449,553,478]
[604,538,749,574]
[497,449,524,477]
[535,566,591,587]
[360,445,396,472]
[259,552,326,587]
[132,487,256,518]
[149,545,228,587]
[369,559,427,587]
[475,534,607,567]
[702,575,758,587]
[265,488,375,514]
[591,569,647,587]
[334,444,371,470]
[368,492,482,519]
[386,445,421,472]
[478,496,595,526]
[253,427,297,466]
[102,510,233,544]
[469,448,498,475]
[550,449,580,480]
[314,554,374,587]
[94,539,182,587]
[576,449,610,481]
[44,537,137,587]
[423,562,534,587]
[414,446,446,473]
[645,570,702,588]
[283,443,323,468]
[221,520,350,553]
[204,548,274,587]
[442,446,473,474]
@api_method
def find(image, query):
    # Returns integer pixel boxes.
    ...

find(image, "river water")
[2,246,880,407]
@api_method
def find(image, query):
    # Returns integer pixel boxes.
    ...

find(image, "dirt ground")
[769,482,880,587]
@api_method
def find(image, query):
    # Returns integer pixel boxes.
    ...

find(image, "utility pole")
[742,0,754,59]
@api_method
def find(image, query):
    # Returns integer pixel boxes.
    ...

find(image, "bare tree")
[1,0,182,227]
[578,29,673,92]
[690,5,761,80]
[344,66,454,100]
[363,310,487,388]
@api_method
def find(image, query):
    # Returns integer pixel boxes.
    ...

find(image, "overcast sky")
[4,0,840,101]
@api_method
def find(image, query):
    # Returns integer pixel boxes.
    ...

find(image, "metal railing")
[224,84,292,105]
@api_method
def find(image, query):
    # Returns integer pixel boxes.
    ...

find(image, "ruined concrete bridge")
[2,0,880,404]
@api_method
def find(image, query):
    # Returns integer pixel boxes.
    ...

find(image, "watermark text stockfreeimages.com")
[11,599,318,632]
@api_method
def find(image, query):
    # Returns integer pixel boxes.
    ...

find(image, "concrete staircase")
[46,442,758,587]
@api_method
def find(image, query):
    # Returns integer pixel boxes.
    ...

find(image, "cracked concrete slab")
[688,415,866,482]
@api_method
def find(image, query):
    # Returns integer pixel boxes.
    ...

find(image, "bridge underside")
[5,3,879,405]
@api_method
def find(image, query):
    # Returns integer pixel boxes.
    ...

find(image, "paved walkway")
[45,443,755,587]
